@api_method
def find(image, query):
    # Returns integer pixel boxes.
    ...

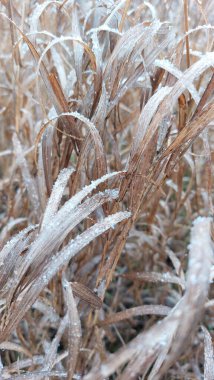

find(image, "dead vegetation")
[0,0,214,379]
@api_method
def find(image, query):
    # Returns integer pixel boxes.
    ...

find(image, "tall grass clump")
[0,0,214,379]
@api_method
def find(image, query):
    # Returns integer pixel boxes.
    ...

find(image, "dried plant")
[0,0,214,379]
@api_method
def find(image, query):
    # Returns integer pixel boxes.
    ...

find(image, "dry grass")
[0,0,214,379]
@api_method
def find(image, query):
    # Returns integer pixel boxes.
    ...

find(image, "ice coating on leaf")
[48,106,57,119]
[34,211,131,289]
[89,25,122,36]
[0,241,32,296]
[98,305,171,326]
[155,58,200,104]
[57,171,121,217]
[188,216,212,257]
[90,31,102,61]
[29,1,58,34]
[177,24,214,46]
[144,23,174,68]
[169,53,214,107]
[36,36,95,82]
[1,370,68,379]
[102,0,125,27]
[37,137,47,210]
[24,30,56,41]
[104,20,162,93]
[0,224,37,270]
[37,111,106,173]
[124,271,185,290]
[131,86,171,155]
[0,149,12,157]
[12,134,40,214]
[1,211,131,338]
[42,167,75,229]
[65,68,77,98]
[13,186,121,289]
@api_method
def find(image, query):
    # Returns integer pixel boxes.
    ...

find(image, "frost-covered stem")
[62,276,81,380]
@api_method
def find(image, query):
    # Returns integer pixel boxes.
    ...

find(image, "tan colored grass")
[0,0,214,379]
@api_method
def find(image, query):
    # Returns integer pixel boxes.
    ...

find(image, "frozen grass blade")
[0,211,131,341]
[62,275,81,380]
[41,167,74,229]
[121,271,185,290]
[98,305,171,327]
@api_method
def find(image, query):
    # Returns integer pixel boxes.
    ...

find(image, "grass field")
[0,0,214,379]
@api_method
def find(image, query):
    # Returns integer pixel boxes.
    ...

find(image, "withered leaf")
[70,282,103,310]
